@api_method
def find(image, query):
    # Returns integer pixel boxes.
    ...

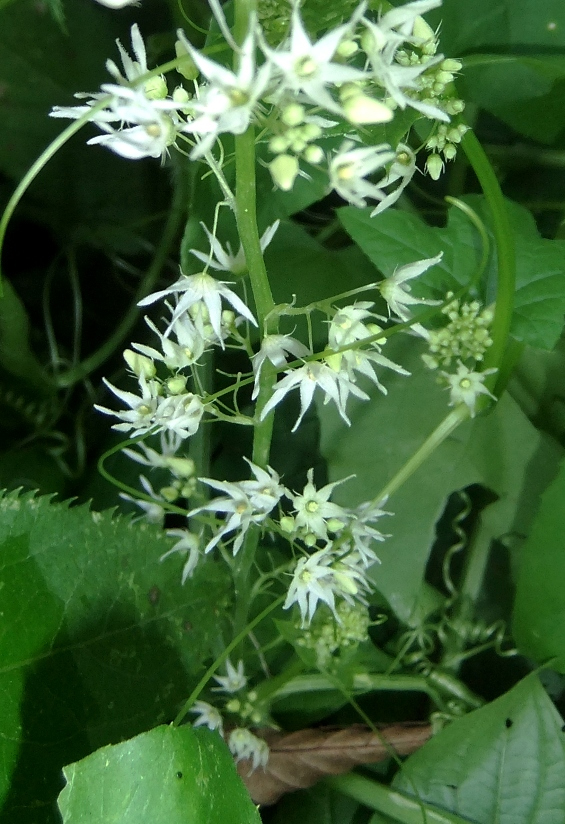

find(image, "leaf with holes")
[58,725,260,824]
[394,674,565,823]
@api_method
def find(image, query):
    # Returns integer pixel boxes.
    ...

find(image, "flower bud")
[165,456,196,478]
[303,123,322,140]
[426,153,444,181]
[160,485,180,502]
[175,40,199,81]
[268,154,300,191]
[144,75,168,100]
[279,515,295,534]
[166,375,187,395]
[342,93,393,125]
[337,39,358,58]
[172,85,191,105]
[281,103,305,127]
[303,144,324,164]
[442,58,462,73]
[123,349,156,379]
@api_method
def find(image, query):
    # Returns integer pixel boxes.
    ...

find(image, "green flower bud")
[268,154,300,191]
[123,349,156,379]
[426,153,444,180]
[166,375,187,395]
[269,134,290,153]
[303,144,324,164]
[342,93,393,125]
[279,515,295,533]
[144,75,168,100]
[160,485,179,502]
[175,40,199,81]
[281,103,305,126]
[172,85,191,104]
[336,39,358,58]
[303,123,322,140]
[165,456,196,478]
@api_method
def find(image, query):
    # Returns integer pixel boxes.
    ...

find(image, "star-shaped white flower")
[228,728,269,771]
[138,271,257,342]
[260,3,368,114]
[329,141,397,209]
[289,469,350,542]
[260,360,368,431]
[379,253,443,321]
[190,700,224,735]
[178,19,272,157]
[213,659,248,694]
[190,220,279,275]
[442,362,497,417]
[161,529,201,582]
[251,333,310,400]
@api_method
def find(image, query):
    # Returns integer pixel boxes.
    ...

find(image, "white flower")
[345,499,389,565]
[95,374,161,437]
[138,271,257,343]
[289,469,350,543]
[178,19,271,157]
[161,529,201,582]
[191,700,224,735]
[133,313,208,370]
[92,0,139,8]
[239,459,286,513]
[228,728,269,771]
[260,3,368,114]
[361,1,448,121]
[105,22,151,84]
[442,362,497,416]
[369,143,417,215]
[50,26,184,161]
[120,475,166,524]
[122,432,184,470]
[213,660,248,694]
[154,392,206,439]
[190,220,279,275]
[329,141,396,208]
[327,307,410,394]
[86,92,180,160]
[379,253,443,322]
[260,360,368,431]
[251,333,310,400]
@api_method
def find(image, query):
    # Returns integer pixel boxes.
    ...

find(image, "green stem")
[374,406,469,504]
[231,0,279,636]
[173,594,284,726]
[462,131,515,388]
[326,774,471,824]
[271,673,444,708]
[0,98,111,295]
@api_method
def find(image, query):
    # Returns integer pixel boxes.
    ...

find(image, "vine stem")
[173,595,284,726]
[231,0,279,636]
[325,774,471,824]
[461,130,515,386]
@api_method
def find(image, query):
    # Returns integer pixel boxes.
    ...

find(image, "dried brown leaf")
[236,723,432,805]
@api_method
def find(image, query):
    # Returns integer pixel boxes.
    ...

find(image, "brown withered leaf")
[236,723,432,805]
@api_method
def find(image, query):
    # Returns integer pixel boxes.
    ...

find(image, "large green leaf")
[513,457,565,671]
[318,337,562,623]
[58,725,260,824]
[394,674,565,823]
[0,491,229,823]
[431,0,565,142]
[339,196,565,350]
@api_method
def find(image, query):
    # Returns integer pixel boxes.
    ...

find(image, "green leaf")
[57,725,260,824]
[513,457,565,671]
[318,337,562,623]
[394,674,565,824]
[0,491,229,823]
[339,196,565,350]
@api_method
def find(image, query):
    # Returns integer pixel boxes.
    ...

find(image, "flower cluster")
[190,660,270,771]
[296,600,372,668]
[51,0,459,212]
